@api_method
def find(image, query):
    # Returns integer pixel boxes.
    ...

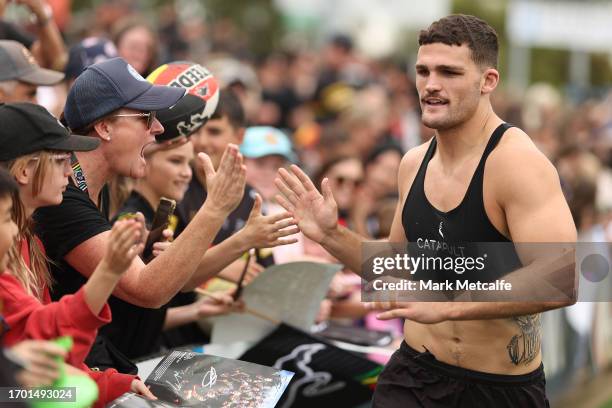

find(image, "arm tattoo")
[507,314,541,365]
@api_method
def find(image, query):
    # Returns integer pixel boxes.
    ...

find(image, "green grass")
[599,399,612,408]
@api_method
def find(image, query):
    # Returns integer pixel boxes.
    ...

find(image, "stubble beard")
[422,92,480,131]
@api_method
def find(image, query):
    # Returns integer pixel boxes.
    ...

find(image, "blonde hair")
[4,152,54,300]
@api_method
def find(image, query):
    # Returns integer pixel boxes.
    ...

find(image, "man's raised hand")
[275,165,338,244]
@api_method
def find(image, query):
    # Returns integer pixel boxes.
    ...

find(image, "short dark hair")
[0,167,17,199]
[418,14,498,68]
[210,88,246,129]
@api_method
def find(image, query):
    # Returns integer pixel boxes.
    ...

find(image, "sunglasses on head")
[111,111,157,130]
[29,152,72,168]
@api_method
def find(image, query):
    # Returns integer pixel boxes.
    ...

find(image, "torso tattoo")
[507,314,541,365]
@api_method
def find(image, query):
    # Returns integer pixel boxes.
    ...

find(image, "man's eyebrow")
[437,65,465,72]
[415,64,465,72]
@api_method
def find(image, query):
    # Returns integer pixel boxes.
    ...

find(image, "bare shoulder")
[489,127,553,168]
[398,140,432,198]
[486,127,561,201]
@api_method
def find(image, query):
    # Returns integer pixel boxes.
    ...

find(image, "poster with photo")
[107,350,293,408]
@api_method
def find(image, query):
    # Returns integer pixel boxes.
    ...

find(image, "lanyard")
[69,153,109,217]
[70,152,88,194]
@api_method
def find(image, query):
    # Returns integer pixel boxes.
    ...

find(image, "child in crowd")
[148,64,292,286]
[147,66,298,347]
[0,170,56,407]
[112,137,240,355]
[0,103,154,405]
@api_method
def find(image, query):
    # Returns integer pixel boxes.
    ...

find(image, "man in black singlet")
[274,15,576,407]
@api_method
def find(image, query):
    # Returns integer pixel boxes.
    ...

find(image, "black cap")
[146,61,220,143]
[155,94,207,142]
[0,103,100,161]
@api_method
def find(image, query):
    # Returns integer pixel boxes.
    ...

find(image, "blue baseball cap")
[240,126,297,163]
[63,57,186,131]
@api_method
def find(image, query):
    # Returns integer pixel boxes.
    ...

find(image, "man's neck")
[433,103,502,167]
[74,150,112,205]
[134,182,161,212]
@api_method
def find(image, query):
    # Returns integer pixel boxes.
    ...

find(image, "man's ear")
[93,119,112,141]
[481,68,499,95]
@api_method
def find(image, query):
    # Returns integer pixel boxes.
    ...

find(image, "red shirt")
[0,239,135,406]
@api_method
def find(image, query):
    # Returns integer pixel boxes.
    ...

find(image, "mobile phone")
[142,197,176,262]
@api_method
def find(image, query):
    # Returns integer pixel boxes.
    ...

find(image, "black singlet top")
[402,123,522,282]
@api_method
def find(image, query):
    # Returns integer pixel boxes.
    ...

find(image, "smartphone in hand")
[142,197,176,262]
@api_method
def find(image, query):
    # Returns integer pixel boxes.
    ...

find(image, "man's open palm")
[275,165,338,243]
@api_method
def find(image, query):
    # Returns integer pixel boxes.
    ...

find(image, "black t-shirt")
[0,20,34,48]
[104,191,169,359]
[33,183,111,299]
[116,190,204,351]
[33,184,165,361]
[114,191,156,227]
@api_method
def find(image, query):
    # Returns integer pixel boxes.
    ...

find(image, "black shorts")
[373,342,549,408]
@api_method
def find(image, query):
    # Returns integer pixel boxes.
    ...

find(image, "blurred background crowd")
[1,0,610,406]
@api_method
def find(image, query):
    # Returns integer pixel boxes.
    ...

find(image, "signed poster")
[107,350,293,407]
